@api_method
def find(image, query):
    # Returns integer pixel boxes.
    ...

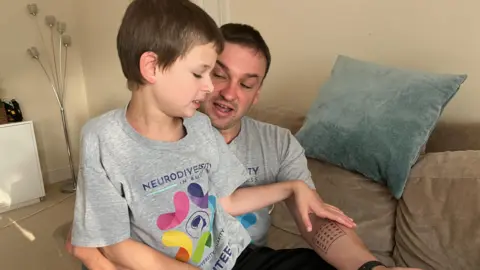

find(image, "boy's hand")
[292,181,356,232]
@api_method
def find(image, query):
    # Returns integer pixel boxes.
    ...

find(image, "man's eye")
[241,84,253,89]
[193,73,202,78]
[212,73,225,79]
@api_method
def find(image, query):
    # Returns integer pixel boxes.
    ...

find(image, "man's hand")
[291,182,356,232]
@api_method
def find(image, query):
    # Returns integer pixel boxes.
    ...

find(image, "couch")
[55,104,480,270]
[247,104,480,270]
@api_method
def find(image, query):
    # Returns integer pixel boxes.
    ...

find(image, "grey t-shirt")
[228,116,315,246]
[71,108,251,270]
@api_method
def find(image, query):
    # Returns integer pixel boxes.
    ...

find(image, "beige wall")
[3,0,478,184]
[74,0,132,118]
[0,0,89,184]
[230,0,480,124]
[74,0,480,123]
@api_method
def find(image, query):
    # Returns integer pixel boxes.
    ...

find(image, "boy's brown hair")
[117,0,224,90]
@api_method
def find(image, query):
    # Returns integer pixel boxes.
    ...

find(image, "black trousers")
[232,245,336,270]
[81,246,335,270]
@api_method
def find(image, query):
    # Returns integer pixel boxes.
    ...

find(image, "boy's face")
[143,43,217,118]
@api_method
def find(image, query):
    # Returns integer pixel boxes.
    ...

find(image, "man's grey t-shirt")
[72,108,251,270]
[228,116,315,246]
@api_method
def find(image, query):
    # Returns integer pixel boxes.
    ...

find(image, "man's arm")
[274,131,384,269]
[285,197,382,270]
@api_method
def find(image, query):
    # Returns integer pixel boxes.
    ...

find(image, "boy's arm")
[209,128,298,211]
[67,229,197,270]
[209,127,352,229]
[219,181,300,216]
[73,129,195,270]
[220,180,355,231]
[100,239,199,270]
[66,226,118,270]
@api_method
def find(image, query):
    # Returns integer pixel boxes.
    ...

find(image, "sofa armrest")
[394,150,480,270]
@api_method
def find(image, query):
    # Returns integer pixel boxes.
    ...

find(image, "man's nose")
[220,81,238,101]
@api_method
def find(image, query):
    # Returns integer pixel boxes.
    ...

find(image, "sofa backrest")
[247,105,480,152]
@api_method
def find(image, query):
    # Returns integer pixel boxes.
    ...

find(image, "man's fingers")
[323,204,355,222]
[324,203,342,212]
[302,211,313,232]
[325,205,345,215]
[314,206,356,228]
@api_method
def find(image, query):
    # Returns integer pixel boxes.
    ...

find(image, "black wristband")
[358,261,386,270]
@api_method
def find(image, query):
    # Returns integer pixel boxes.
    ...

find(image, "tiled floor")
[0,181,81,270]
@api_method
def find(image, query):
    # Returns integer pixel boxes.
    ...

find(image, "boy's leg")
[232,245,336,270]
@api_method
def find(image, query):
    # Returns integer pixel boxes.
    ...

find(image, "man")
[199,23,420,270]
[66,21,420,270]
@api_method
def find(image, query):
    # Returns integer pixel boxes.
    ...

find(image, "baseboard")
[0,198,42,214]
[43,167,76,184]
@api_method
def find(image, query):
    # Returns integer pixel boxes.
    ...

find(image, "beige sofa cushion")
[247,104,305,134]
[271,158,397,266]
[394,151,480,270]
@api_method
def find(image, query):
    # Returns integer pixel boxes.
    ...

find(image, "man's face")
[201,42,267,130]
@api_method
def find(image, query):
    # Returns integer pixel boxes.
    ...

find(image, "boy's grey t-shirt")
[228,116,315,246]
[72,108,251,270]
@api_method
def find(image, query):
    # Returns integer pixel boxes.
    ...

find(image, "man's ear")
[139,51,159,84]
[252,88,262,105]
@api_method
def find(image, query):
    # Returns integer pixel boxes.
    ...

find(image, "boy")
[71,0,354,269]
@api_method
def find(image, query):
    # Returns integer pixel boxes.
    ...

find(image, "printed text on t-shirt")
[142,163,212,192]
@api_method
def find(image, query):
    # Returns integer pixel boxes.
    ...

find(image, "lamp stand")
[60,106,77,193]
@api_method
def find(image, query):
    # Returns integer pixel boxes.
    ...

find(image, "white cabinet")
[0,121,46,214]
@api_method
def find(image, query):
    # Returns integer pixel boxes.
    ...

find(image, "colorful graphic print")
[237,213,257,229]
[158,183,217,263]
[157,192,189,230]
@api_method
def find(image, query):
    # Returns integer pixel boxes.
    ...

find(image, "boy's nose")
[204,78,214,93]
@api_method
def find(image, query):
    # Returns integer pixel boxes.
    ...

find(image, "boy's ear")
[139,51,159,84]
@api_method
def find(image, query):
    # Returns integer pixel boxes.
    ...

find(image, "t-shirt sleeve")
[71,127,131,247]
[209,128,250,199]
[276,130,316,189]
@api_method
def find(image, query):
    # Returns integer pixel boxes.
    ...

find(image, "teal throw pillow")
[295,55,467,199]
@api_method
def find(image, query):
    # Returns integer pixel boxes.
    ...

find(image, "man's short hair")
[219,23,271,79]
[117,0,224,90]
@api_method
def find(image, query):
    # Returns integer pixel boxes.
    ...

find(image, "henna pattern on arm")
[311,221,346,254]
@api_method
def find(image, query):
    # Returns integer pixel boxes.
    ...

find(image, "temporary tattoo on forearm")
[312,221,346,254]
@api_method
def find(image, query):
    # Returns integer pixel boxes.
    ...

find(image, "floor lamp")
[26,3,77,193]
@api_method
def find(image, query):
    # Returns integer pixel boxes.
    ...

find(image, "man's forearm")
[285,197,378,270]
[220,181,300,216]
[100,238,199,270]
